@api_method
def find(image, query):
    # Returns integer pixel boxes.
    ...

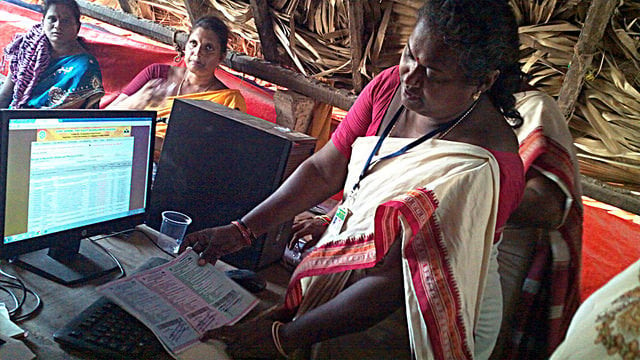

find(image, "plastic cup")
[159,211,192,253]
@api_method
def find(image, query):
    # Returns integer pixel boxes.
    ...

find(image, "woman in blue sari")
[0,0,104,109]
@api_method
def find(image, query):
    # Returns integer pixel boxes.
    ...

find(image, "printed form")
[97,250,258,357]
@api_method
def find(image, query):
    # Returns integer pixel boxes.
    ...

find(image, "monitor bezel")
[0,108,156,260]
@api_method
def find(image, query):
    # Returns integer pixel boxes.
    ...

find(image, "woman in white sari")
[182,1,526,359]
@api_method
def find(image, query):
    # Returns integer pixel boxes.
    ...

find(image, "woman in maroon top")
[181,1,525,359]
[106,15,245,117]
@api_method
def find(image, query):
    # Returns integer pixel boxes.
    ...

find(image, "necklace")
[388,99,480,139]
[176,71,216,96]
[437,98,480,139]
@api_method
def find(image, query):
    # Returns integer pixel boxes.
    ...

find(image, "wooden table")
[0,229,290,359]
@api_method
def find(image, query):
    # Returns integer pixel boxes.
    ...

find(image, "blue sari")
[18,53,104,109]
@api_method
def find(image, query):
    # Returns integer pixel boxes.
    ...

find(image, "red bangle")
[231,220,256,246]
[236,219,256,238]
[314,214,331,226]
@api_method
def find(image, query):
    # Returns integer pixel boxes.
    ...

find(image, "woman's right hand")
[136,78,171,107]
[109,79,170,110]
[179,224,246,265]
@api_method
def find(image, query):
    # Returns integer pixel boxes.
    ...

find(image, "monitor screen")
[0,109,155,285]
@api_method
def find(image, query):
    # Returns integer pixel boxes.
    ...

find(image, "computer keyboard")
[53,296,166,359]
[54,257,169,359]
[53,256,266,358]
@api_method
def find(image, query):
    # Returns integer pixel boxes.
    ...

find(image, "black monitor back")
[147,99,316,269]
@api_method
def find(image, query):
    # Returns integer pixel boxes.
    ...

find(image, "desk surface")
[0,231,290,359]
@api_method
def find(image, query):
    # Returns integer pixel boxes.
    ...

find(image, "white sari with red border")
[504,90,582,358]
[284,136,501,360]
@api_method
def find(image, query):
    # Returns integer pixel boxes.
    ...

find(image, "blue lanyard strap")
[351,99,478,195]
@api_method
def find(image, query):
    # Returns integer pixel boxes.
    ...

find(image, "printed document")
[97,250,258,358]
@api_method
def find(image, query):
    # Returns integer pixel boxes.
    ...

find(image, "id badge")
[329,206,351,235]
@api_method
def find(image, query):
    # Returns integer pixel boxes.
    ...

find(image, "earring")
[472,91,482,101]
[173,50,184,63]
[172,30,186,63]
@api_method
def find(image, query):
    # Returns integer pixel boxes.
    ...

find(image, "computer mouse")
[224,269,267,293]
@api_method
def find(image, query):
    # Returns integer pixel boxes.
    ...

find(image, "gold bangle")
[271,321,289,359]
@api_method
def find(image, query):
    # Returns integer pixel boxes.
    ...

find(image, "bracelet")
[239,219,258,241]
[314,214,332,226]
[231,220,256,246]
[271,321,289,359]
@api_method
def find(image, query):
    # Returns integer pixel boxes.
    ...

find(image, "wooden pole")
[77,0,181,45]
[556,0,618,119]
[249,0,280,63]
[273,90,315,133]
[347,0,365,93]
[117,0,136,15]
[224,52,357,110]
[581,175,640,215]
[183,0,215,26]
[116,0,153,19]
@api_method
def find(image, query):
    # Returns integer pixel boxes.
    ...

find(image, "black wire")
[0,267,27,316]
[0,283,19,311]
[88,237,127,280]
[133,228,177,258]
[0,228,135,322]
[0,267,42,321]
[0,282,41,322]
[87,227,177,281]
[0,227,173,322]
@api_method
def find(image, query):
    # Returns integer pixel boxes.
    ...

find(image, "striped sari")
[502,90,583,358]
[284,137,502,359]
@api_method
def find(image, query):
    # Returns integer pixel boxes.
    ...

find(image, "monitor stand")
[14,238,118,286]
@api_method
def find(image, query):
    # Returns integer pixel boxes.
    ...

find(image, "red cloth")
[581,199,640,301]
[331,66,400,158]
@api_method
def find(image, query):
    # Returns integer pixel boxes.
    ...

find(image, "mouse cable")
[133,228,177,259]
[87,228,139,280]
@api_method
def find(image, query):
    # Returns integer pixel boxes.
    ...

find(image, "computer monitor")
[0,109,155,285]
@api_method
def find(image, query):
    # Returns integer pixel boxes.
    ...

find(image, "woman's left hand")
[203,317,282,359]
[289,215,329,250]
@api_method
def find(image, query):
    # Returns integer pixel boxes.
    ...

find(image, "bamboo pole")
[581,175,640,215]
[224,52,357,110]
[78,0,180,45]
[347,0,365,92]
[183,0,216,25]
[556,0,618,119]
[249,0,280,63]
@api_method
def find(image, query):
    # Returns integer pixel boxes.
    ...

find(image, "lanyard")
[349,100,478,196]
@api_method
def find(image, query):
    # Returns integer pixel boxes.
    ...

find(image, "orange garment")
[155,88,246,119]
